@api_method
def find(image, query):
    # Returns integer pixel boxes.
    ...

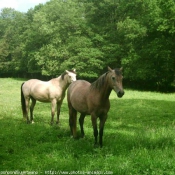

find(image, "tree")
[0,8,26,76]
[118,0,175,90]
[0,0,174,91]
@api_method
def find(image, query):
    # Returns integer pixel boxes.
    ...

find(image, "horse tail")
[21,82,26,117]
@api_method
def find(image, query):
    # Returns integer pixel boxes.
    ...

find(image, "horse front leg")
[50,99,56,125]
[99,114,107,147]
[56,107,60,125]
[56,101,62,125]
[91,114,98,147]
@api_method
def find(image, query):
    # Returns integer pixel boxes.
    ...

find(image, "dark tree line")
[0,0,175,91]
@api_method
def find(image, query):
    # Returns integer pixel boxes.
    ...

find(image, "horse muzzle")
[117,90,124,98]
[113,86,124,98]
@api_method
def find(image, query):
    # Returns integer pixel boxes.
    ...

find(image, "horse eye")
[112,77,115,81]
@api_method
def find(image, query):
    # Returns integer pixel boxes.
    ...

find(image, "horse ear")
[108,66,113,72]
[65,70,69,74]
[120,67,123,71]
[73,69,76,72]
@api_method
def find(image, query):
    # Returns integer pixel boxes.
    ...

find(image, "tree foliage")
[0,0,175,91]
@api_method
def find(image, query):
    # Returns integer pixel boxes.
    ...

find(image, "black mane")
[90,73,108,91]
[90,68,122,90]
[115,68,122,76]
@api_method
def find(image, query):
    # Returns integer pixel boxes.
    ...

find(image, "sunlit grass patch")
[0,78,175,174]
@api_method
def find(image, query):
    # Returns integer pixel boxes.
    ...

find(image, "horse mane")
[90,72,108,91]
[90,68,122,90]
[61,70,76,80]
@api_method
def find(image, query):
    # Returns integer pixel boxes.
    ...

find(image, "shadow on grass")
[1,97,175,171]
[100,98,175,153]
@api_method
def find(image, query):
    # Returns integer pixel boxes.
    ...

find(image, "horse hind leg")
[30,97,36,124]
[69,106,77,138]
[79,113,86,138]
[25,97,30,124]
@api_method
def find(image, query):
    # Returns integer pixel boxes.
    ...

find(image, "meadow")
[0,78,175,175]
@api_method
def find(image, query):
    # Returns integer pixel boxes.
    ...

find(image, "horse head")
[65,69,77,83]
[108,66,124,98]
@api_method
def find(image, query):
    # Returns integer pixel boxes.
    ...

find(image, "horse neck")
[101,80,112,101]
[95,78,112,102]
[55,76,69,91]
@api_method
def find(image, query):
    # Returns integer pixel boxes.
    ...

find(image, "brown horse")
[21,69,76,124]
[67,67,124,147]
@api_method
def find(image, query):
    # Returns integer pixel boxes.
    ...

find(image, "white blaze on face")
[66,70,77,83]
[69,72,76,82]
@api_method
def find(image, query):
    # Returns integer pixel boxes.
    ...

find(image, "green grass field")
[0,78,175,175]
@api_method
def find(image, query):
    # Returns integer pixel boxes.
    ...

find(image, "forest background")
[0,0,175,91]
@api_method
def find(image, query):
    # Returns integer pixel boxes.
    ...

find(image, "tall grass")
[0,78,175,175]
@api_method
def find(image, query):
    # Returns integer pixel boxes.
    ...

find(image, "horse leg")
[25,97,30,124]
[99,114,107,147]
[91,114,98,147]
[56,101,62,125]
[69,107,77,138]
[30,97,36,124]
[79,113,85,138]
[50,99,56,125]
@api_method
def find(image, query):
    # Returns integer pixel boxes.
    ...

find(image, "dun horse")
[21,69,76,124]
[67,67,124,147]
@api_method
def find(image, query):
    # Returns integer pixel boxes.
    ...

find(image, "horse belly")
[30,84,51,102]
[70,92,89,114]
[86,94,110,115]
[31,91,50,102]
